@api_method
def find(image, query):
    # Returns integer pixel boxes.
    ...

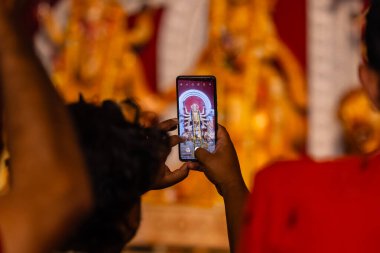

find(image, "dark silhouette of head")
[61,99,170,253]
[365,1,380,73]
[360,1,380,107]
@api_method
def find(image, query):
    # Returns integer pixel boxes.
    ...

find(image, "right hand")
[194,125,248,196]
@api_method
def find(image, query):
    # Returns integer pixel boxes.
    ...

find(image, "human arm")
[194,125,249,252]
[0,5,92,253]
[236,170,270,253]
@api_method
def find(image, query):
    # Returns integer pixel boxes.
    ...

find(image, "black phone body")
[176,76,217,162]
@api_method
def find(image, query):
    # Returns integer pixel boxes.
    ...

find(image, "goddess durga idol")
[23,0,308,206]
[37,0,166,112]
[161,0,308,205]
[194,0,307,185]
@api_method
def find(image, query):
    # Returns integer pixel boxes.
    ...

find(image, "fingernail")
[169,125,178,131]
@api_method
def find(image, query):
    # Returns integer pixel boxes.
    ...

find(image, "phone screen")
[176,76,217,161]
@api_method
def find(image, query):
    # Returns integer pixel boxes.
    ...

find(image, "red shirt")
[238,154,380,253]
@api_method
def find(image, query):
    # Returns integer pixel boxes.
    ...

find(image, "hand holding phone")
[176,76,217,161]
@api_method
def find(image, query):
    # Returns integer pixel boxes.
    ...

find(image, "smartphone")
[176,76,217,161]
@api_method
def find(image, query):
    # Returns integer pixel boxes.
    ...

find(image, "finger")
[215,125,233,150]
[195,148,212,164]
[158,118,178,132]
[140,111,159,127]
[169,135,185,147]
[189,166,204,172]
[153,163,189,189]
[217,124,230,140]
[187,162,201,170]
[166,163,190,185]
[187,162,205,172]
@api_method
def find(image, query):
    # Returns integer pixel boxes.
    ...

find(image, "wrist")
[218,177,249,198]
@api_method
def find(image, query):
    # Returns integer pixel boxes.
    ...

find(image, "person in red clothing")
[196,1,380,253]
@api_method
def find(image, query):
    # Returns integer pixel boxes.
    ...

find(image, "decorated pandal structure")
[38,0,165,112]
[0,0,306,215]
[194,0,307,184]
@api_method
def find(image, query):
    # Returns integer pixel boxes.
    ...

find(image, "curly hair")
[60,99,170,253]
[365,0,380,72]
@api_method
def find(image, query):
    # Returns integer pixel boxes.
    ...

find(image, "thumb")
[167,163,190,186]
[195,147,212,164]
[151,164,190,190]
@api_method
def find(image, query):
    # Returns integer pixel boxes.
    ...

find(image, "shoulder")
[254,157,316,186]
[257,155,363,178]
[253,155,364,193]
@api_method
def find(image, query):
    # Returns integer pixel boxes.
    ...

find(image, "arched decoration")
[178,89,213,116]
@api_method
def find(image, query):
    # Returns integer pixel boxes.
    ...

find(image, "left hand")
[150,118,191,190]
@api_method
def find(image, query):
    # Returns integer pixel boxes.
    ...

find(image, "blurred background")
[0,0,377,252]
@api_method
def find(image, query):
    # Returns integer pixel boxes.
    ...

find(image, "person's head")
[60,99,170,253]
[360,1,380,108]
